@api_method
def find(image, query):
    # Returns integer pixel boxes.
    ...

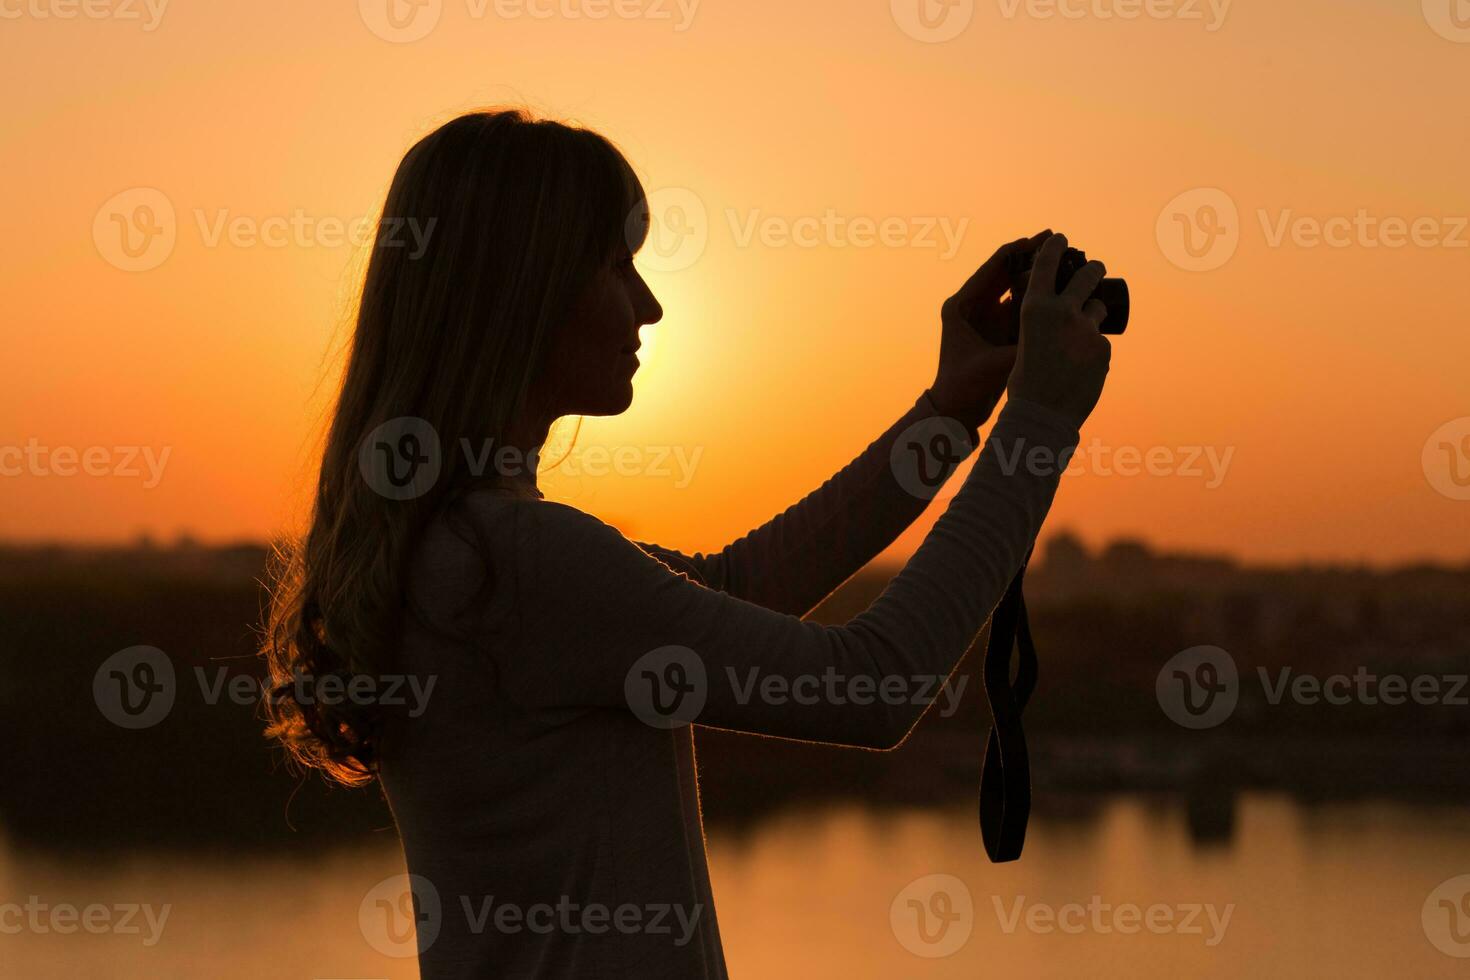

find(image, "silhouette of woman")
[261,108,1112,978]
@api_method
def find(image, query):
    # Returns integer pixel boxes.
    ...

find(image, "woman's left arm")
[635,231,1049,618]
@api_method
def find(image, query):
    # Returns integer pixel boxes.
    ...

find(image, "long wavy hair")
[261,108,648,785]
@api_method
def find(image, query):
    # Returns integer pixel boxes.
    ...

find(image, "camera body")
[1004,245,1130,338]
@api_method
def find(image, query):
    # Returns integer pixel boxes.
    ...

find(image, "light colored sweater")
[378,392,1080,979]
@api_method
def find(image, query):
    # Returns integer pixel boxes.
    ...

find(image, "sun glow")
[3,0,1467,563]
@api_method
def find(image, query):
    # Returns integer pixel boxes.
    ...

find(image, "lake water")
[3,795,1468,978]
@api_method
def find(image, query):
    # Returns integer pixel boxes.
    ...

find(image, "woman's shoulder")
[402,490,614,618]
[432,491,660,607]
[451,488,625,549]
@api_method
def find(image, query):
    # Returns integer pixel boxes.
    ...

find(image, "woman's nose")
[639,283,663,326]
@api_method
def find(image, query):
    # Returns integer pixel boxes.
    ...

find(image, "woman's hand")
[929,230,1051,431]
[1008,232,1113,429]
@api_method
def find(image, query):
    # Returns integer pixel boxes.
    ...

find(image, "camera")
[1005,244,1130,337]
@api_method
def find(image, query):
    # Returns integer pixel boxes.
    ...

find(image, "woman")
[262,108,1111,978]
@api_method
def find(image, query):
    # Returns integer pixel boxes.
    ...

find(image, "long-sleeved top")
[376,391,1081,979]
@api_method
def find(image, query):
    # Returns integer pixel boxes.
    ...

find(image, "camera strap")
[979,550,1036,863]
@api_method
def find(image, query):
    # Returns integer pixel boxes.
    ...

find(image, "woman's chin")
[575,382,635,417]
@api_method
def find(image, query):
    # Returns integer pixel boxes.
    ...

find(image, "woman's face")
[546,248,663,418]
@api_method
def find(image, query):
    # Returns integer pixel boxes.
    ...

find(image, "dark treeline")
[2,532,1465,856]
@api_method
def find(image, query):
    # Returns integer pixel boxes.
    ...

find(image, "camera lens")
[1093,279,1129,335]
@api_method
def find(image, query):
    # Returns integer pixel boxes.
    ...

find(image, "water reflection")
[2,795,1467,978]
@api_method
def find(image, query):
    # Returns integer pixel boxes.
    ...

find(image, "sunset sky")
[3,0,1468,564]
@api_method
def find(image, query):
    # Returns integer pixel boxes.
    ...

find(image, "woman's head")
[262,108,661,784]
[360,108,663,432]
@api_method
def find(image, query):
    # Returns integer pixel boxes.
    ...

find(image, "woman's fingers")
[1062,260,1108,308]
[945,229,1051,317]
[1025,233,1068,303]
[1081,297,1110,329]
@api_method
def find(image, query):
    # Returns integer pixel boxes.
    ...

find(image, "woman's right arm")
[477,395,1079,749]
[482,233,1111,749]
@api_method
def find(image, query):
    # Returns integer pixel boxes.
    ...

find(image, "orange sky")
[2,0,1468,564]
